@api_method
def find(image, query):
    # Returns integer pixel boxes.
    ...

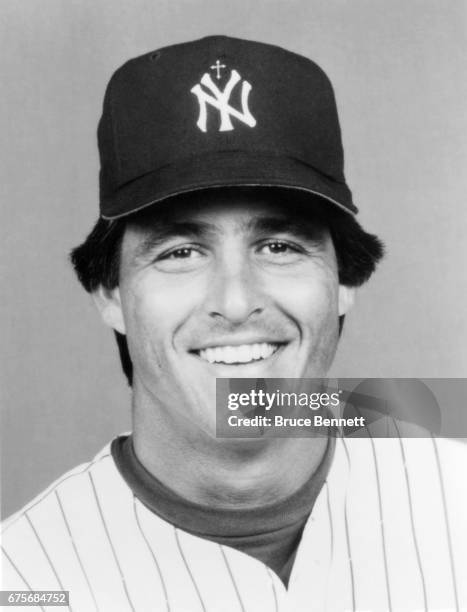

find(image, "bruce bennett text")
[227,415,366,428]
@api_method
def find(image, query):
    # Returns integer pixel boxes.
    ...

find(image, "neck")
[131,385,329,509]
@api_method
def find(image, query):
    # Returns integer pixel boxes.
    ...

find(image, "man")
[2,35,466,611]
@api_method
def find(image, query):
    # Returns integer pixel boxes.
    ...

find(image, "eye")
[153,244,207,272]
[261,241,295,254]
[256,239,305,265]
[258,240,301,255]
[163,247,201,260]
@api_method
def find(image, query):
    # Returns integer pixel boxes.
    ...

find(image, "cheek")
[267,265,340,330]
[119,276,203,367]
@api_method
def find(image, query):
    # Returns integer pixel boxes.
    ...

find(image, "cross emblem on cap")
[210,59,226,80]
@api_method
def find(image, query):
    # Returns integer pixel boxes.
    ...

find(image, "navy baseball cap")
[98,35,357,219]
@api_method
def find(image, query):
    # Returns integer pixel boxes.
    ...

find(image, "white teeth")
[199,343,279,364]
[252,344,261,360]
[204,348,216,363]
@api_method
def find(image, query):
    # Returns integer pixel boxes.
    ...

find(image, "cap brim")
[100,152,357,219]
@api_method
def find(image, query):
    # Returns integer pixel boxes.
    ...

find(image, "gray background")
[1,0,466,518]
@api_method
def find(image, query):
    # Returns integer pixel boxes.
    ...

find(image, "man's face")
[99,190,353,436]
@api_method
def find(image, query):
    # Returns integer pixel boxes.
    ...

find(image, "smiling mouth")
[194,342,284,365]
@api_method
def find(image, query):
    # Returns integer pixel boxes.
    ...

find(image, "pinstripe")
[54,490,99,612]
[88,471,136,612]
[174,527,207,612]
[431,436,460,611]
[366,437,393,611]
[392,421,428,611]
[2,546,48,612]
[356,408,393,611]
[24,512,74,612]
[340,438,356,612]
[219,545,246,612]
[133,497,171,611]
[2,453,111,534]
[324,481,334,612]
[1,548,47,612]
[266,567,279,612]
[324,482,334,562]
[343,503,355,611]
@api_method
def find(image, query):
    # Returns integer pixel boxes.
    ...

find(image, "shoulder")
[2,442,115,531]
[318,437,467,609]
[335,436,467,500]
[328,436,467,556]
[1,440,131,591]
[1,443,110,534]
[337,434,467,472]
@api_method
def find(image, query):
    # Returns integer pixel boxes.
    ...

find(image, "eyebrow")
[133,220,217,260]
[247,216,325,240]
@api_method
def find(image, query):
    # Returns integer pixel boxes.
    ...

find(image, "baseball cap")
[98,35,357,219]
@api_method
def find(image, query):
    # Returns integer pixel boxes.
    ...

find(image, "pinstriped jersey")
[2,437,467,611]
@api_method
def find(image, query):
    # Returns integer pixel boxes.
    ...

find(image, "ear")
[338,285,356,316]
[91,286,126,335]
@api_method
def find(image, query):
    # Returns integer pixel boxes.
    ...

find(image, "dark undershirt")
[111,434,335,587]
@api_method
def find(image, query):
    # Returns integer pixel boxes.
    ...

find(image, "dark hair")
[71,190,384,385]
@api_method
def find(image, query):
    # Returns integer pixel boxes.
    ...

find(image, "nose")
[205,254,265,325]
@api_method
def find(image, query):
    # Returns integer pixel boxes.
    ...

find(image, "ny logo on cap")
[191,67,256,133]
